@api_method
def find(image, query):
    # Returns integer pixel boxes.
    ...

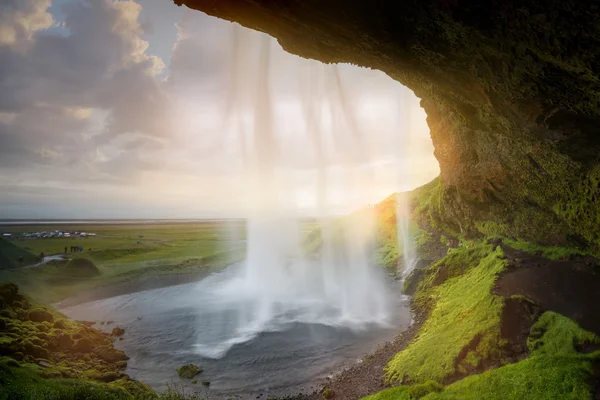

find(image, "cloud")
[0,2,438,218]
[0,0,53,50]
[0,0,171,182]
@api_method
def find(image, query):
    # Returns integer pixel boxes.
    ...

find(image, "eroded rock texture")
[175,0,600,249]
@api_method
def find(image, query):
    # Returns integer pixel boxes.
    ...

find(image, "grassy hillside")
[0,283,153,399]
[0,239,39,270]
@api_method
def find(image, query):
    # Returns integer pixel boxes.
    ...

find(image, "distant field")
[0,222,248,303]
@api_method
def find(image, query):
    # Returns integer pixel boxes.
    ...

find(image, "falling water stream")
[62,22,419,398]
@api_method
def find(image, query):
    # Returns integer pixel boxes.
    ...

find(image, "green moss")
[0,284,156,399]
[363,386,411,400]
[386,245,507,384]
[553,165,600,250]
[527,312,600,356]
[413,243,495,313]
[367,312,600,400]
[321,387,335,399]
[503,238,595,260]
[27,308,54,323]
[408,381,444,399]
[474,221,510,237]
[177,364,202,379]
[0,359,133,400]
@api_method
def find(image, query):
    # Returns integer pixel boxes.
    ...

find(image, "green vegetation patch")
[0,282,155,399]
[64,258,101,277]
[0,358,133,400]
[177,364,203,379]
[367,312,600,400]
[386,245,507,384]
[0,239,39,270]
[502,238,594,260]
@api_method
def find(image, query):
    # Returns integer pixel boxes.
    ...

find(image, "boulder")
[53,319,68,330]
[23,341,49,359]
[402,268,426,296]
[111,327,125,337]
[73,337,93,353]
[177,364,203,379]
[28,308,53,323]
[56,333,74,351]
[95,346,129,363]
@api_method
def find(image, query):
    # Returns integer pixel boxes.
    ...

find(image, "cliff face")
[175,0,600,250]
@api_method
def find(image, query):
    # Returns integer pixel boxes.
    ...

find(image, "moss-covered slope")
[366,311,600,400]
[175,0,600,251]
[0,283,154,399]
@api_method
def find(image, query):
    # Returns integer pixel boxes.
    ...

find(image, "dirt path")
[22,254,68,269]
[494,244,600,335]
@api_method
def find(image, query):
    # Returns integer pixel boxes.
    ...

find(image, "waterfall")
[192,23,415,358]
[396,191,417,282]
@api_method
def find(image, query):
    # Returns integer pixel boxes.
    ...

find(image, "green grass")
[0,359,133,400]
[366,312,600,400]
[0,223,248,303]
[0,359,206,399]
[386,245,507,384]
[502,238,595,260]
[0,239,39,270]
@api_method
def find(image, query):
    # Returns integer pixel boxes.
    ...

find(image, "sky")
[0,0,439,219]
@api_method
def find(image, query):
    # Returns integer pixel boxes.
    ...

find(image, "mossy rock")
[111,327,125,337]
[73,337,93,353]
[53,333,74,351]
[53,319,69,330]
[108,377,155,398]
[402,268,426,296]
[0,309,16,319]
[177,364,203,379]
[95,345,129,363]
[99,371,121,383]
[22,341,49,359]
[321,387,335,399]
[36,322,51,333]
[407,380,444,399]
[27,308,53,323]
[0,283,19,308]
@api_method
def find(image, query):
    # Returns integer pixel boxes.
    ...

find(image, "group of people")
[65,245,84,254]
